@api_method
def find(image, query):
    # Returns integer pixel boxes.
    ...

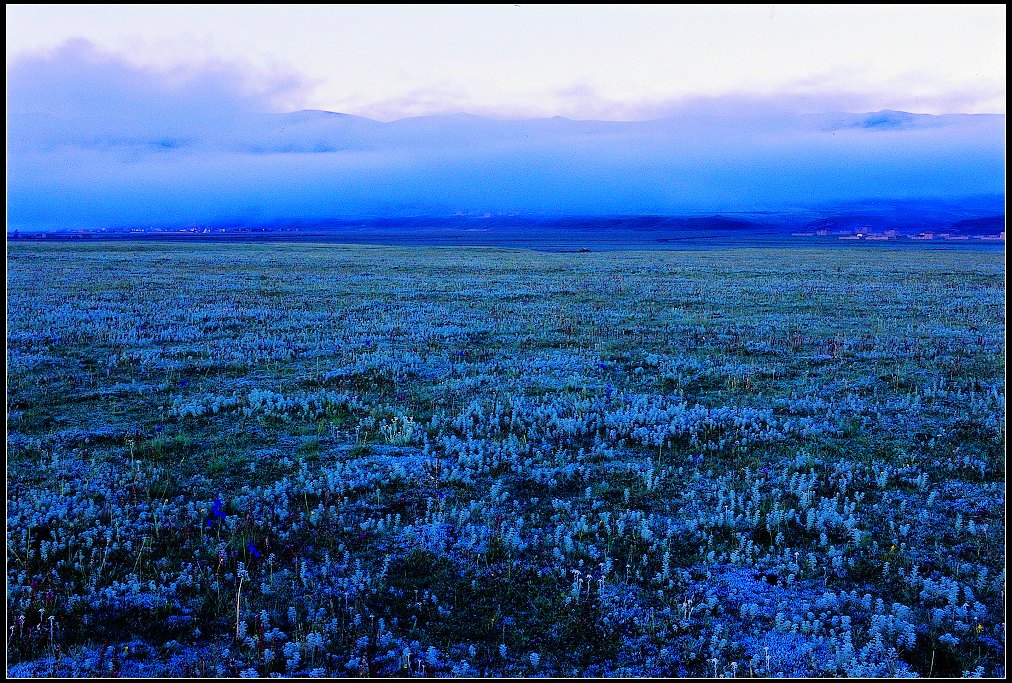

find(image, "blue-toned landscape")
[6,6,1006,679]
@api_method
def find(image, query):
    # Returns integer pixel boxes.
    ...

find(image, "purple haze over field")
[7,41,1006,231]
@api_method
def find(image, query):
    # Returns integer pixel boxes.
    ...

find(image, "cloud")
[7,39,311,152]
[536,81,1006,122]
[347,86,479,122]
[6,41,1006,231]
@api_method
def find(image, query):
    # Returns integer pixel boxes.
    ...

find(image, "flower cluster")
[6,241,1004,677]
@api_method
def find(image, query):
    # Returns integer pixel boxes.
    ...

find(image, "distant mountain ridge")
[16,107,1000,155]
[8,102,1005,231]
[14,201,1003,243]
[948,215,1006,235]
[234,108,1003,155]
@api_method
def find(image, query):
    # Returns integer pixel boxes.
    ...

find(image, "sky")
[6,5,1006,119]
[6,5,1006,230]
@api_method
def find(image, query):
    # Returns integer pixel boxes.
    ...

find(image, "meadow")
[6,240,1005,677]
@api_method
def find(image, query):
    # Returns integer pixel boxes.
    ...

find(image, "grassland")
[6,240,1005,677]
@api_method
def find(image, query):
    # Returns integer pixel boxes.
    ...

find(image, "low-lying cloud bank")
[8,42,1005,231]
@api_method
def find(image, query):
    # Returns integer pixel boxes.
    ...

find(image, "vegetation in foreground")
[7,241,1005,677]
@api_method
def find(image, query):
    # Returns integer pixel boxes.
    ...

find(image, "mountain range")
[7,107,1005,232]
